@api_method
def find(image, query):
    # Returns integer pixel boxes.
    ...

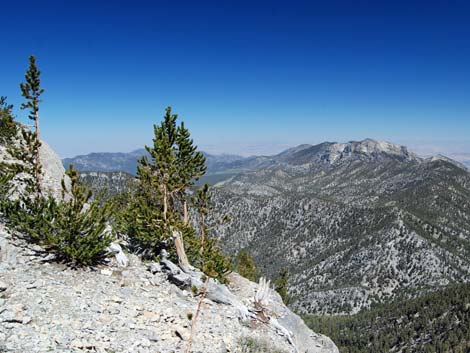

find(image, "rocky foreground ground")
[0,223,338,353]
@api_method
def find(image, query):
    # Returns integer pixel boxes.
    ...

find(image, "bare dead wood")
[162,185,168,221]
[173,230,191,272]
[183,199,189,225]
[185,275,209,353]
[159,260,300,352]
[254,277,297,351]
[160,257,250,318]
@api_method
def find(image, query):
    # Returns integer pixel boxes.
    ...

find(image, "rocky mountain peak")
[276,138,421,166]
[328,138,421,162]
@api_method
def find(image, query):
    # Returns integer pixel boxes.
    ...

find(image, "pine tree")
[175,122,206,224]
[274,267,290,304]
[0,96,17,145]
[235,249,258,281]
[188,183,231,280]
[20,55,44,191]
[136,107,205,268]
[192,183,211,254]
[118,107,229,280]
[56,165,114,265]
[20,56,44,138]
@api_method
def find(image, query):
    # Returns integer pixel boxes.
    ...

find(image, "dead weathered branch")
[185,276,209,353]
[160,261,298,352]
[172,229,192,273]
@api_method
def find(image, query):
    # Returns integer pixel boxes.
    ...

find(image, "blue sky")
[1,0,469,158]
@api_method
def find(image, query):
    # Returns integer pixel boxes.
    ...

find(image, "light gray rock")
[107,242,129,267]
[148,262,161,274]
[0,223,338,353]
[39,140,71,200]
[0,225,18,266]
[228,273,338,353]
[0,131,71,201]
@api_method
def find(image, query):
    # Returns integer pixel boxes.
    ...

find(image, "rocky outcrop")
[0,224,338,353]
[39,140,71,199]
[0,133,70,200]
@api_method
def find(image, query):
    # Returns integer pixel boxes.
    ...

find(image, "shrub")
[0,172,14,216]
[183,224,232,282]
[0,96,18,145]
[236,337,288,353]
[274,267,290,304]
[7,165,114,266]
[235,249,258,281]
[114,193,168,257]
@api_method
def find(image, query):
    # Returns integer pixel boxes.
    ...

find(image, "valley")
[69,138,470,352]
[70,139,470,313]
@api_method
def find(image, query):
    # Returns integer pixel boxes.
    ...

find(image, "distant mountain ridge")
[62,149,147,175]
[62,138,467,176]
[63,149,245,175]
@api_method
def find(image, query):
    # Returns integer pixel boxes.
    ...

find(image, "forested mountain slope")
[304,282,470,353]
[73,139,470,318]
[209,139,470,314]
[78,171,135,199]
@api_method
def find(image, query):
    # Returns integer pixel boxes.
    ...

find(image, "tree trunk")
[35,112,40,141]
[173,230,191,272]
[183,199,189,225]
[162,186,168,221]
[199,214,206,255]
[35,112,42,194]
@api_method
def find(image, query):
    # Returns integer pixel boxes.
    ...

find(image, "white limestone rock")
[0,224,339,353]
[0,131,71,201]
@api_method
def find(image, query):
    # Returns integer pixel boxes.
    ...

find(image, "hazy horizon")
[60,137,470,164]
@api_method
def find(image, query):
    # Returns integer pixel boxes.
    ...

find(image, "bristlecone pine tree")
[138,106,206,269]
[20,55,44,192]
[1,60,113,267]
[117,107,230,280]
